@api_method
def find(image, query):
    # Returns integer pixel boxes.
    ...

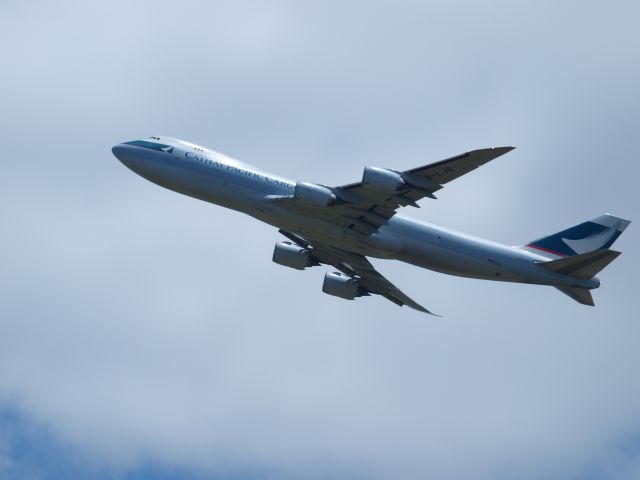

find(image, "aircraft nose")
[112,144,130,163]
[112,143,141,169]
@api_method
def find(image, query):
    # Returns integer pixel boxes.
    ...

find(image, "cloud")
[0,0,639,479]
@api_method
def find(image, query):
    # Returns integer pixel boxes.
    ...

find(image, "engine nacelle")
[272,241,314,270]
[362,166,407,193]
[322,272,366,300]
[294,181,337,207]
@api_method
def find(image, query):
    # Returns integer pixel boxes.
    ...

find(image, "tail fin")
[522,213,630,258]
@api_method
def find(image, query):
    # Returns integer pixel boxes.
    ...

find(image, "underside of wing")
[279,230,436,315]
[269,147,514,237]
[404,146,515,186]
[333,146,515,236]
[336,147,515,213]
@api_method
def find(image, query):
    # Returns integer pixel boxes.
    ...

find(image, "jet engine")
[322,272,368,300]
[294,181,337,207]
[272,241,316,270]
[362,166,407,193]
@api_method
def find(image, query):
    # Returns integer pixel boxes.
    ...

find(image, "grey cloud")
[0,0,639,479]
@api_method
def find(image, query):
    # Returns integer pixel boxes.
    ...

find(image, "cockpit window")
[149,136,161,140]
[124,139,174,154]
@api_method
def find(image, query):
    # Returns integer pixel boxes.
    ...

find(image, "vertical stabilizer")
[521,214,630,258]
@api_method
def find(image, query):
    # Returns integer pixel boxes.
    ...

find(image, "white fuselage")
[112,138,598,291]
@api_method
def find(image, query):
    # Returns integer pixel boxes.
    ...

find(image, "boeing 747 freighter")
[113,137,630,314]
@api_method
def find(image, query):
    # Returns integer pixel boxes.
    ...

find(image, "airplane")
[112,137,630,314]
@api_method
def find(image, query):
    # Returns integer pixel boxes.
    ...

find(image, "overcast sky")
[1,1,639,479]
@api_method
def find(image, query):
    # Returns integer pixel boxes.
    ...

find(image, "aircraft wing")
[279,229,435,315]
[331,146,515,235]
[270,147,514,237]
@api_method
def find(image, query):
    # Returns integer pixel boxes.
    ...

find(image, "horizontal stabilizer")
[540,249,621,279]
[555,286,595,306]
